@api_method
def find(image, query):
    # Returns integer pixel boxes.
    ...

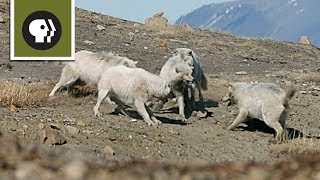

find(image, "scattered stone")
[134,29,139,33]
[197,111,207,118]
[83,130,93,135]
[0,16,4,23]
[63,160,87,180]
[77,121,86,127]
[299,91,307,94]
[103,145,115,156]
[10,104,18,112]
[39,125,66,146]
[133,23,140,27]
[144,47,148,50]
[96,24,106,31]
[311,91,319,96]
[300,36,311,45]
[313,87,320,91]
[236,71,248,75]
[84,40,95,45]
[159,39,166,48]
[131,119,137,122]
[66,126,79,135]
[128,32,135,41]
[37,123,45,130]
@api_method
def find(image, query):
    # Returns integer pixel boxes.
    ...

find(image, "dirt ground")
[1,1,320,179]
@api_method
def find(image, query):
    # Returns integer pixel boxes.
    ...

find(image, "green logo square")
[10,0,75,60]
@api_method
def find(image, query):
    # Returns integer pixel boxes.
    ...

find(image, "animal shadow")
[110,109,188,125]
[241,119,304,140]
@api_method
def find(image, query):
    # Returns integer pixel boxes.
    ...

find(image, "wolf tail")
[200,70,208,91]
[285,83,297,100]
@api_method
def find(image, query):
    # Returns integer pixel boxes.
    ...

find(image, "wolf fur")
[222,82,296,142]
[94,64,193,126]
[49,50,138,97]
[173,48,207,111]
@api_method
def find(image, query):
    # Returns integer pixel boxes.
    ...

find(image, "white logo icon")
[29,19,56,43]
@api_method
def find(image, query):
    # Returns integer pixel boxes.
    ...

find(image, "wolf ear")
[175,67,183,74]
[188,50,193,56]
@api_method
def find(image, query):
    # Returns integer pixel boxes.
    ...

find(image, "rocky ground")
[0,1,320,179]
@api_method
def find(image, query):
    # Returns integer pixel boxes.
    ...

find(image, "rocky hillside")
[176,0,320,47]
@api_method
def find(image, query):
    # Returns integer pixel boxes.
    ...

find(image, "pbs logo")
[22,11,62,50]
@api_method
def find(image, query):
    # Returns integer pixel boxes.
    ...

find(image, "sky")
[76,0,233,23]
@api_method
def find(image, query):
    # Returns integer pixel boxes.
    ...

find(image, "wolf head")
[173,48,194,67]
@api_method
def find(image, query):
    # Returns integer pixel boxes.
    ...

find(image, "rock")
[63,160,87,180]
[37,123,45,130]
[96,24,106,31]
[0,16,4,23]
[300,36,311,45]
[103,145,115,155]
[196,111,207,118]
[236,71,248,75]
[15,162,54,180]
[39,125,66,146]
[299,91,307,94]
[133,23,140,27]
[311,91,319,96]
[144,47,148,50]
[84,40,95,45]
[66,126,79,135]
[83,130,93,135]
[144,12,172,30]
[0,18,4,24]
[10,104,17,112]
[313,87,320,91]
[159,39,166,48]
[77,121,86,127]
[128,32,135,41]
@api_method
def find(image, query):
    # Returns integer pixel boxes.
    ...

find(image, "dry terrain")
[0,1,320,179]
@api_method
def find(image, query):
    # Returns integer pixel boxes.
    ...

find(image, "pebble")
[103,145,115,156]
[77,121,86,127]
[83,130,93,135]
[236,71,248,75]
[0,16,4,23]
[299,91,307,94]
[84,40,95,45]
[66,126,79,134]
[96,24,106,31]
[144,47,148,50]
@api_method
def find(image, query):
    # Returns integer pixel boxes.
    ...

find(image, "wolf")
[49,50,138,97]
[222,82,296,142]
[173,48,208,112]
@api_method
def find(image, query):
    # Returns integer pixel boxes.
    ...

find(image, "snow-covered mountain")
[176,0,320,46]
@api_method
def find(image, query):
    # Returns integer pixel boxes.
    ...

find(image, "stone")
[63,160,87,180]
[77,121,86,127]
[39,125,66,146]
[300,36,311,45]
[66,126,79,135]
[103,145,115,155]
[236,71,248,75]
[84,40,95,45]
[313,87,320,91]
[10,104,17,112]
[0,16,4,23]
[96,24,106,31]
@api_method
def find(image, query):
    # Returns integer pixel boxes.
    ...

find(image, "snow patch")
[238,4,242,8]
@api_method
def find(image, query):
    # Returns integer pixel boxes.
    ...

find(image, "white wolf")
[94,64,193,126]
[173,48,207,116]
[49,50,138,97]
[222,82,296,142]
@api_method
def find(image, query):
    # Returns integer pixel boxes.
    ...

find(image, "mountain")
[176,0,320,46]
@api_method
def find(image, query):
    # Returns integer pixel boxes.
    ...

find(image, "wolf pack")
[49,48,297,143]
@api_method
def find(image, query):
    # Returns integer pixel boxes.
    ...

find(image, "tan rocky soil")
[0,1,320,179]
